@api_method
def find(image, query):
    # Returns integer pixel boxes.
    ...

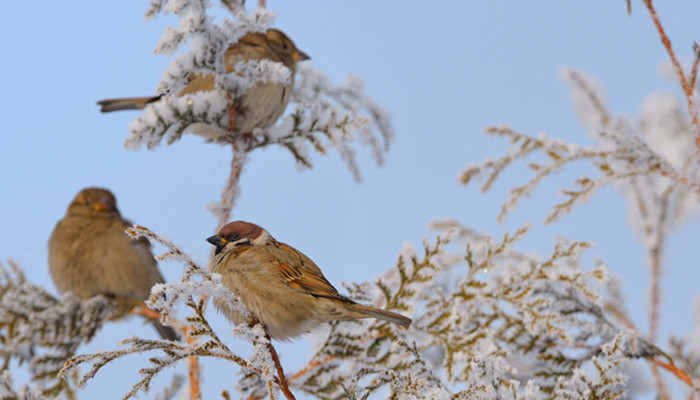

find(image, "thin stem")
[659,168,700,198]
[186,327,202,400]
[216,141,247,232]
[643,0,700,169]
[265,337,296,400]
[651,358,700,396]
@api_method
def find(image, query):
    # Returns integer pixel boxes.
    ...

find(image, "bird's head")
[67,187,120,217]
[207,220,272,255]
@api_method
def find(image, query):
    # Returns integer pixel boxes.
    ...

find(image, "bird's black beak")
[206,235,227,246]
[207,235,227,255]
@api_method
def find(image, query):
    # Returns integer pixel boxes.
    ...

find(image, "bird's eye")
[281,42,288,50]
[230,233,240,240]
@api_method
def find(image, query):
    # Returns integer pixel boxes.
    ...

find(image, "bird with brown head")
[207,220,412,340]
[48,187,178,340]
[97,29,310,138]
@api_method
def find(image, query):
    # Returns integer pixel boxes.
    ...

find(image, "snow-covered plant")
[0,260,118,398]
[3,0,700,399]
[53,223,653,400]
[459,1,700,396]
[123,1,391,184]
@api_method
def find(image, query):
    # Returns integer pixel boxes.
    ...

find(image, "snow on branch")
[122,2,392,182]
[252,65,393,182]
[0,223,677,399]
[267,222,660,399]
[0,371,44,400]
[0,260,118,399]
[552,332,630,399]
[59,226,287,400]
[461,68,699,227]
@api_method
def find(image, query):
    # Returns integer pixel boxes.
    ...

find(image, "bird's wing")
[268,242,351,302]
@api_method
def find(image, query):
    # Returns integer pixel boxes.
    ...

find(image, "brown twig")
[689,42,700,89]
[651,357,700,396]
[185,325,202,400]
[216,141,246,232]
[642,0,700,168]
[265,336,295,400]
[659,168,700,197]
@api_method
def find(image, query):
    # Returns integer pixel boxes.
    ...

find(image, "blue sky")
[2,1,699,398]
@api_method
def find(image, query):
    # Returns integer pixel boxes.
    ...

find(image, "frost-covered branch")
[271,222,664,399]
[459,59,700,398]
[460,126,662,224]
[641,0,700,164]
[123,3,392,182]
[0,260,118,399]
[249,65,393,182]
[62,226,297,400]
[0,371,44,400]
[462,68,699,227]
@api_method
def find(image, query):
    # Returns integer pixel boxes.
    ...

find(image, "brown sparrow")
[48,187,179,340]
[207,221,412,340]
[97,29,309,137]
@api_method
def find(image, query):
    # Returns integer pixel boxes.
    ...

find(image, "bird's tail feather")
[97,96,160,112]
[349,303,412,327]
[152,320,180,341]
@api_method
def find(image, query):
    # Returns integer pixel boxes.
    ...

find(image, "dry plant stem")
[217,141,246,232]
[186,326,202,400]
[648,185,673,398]
[643,0,700,167]
[690,43,700,88]
[651,358,700,396]
[659,169,700,197]
[602,305,698,397]
[258,0,266,8]
[265,334,296,400]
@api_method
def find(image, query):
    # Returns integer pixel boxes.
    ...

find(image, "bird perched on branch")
[97,29,309,137]
[207,220,412,340]
[48,187,179,340]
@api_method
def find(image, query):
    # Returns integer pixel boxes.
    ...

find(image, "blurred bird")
[207,220,412,340]
[48,187,179,340]
[97,29,310,137]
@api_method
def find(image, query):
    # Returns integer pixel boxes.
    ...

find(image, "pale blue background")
[1,1,699,398]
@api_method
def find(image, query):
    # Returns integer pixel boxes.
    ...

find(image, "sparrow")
[97,29,310,137]
[207,221,412,340]
[48,187,179,341]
